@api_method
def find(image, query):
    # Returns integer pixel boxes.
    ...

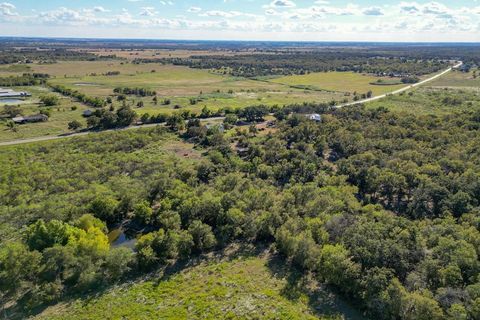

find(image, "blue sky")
[1,1,479,41]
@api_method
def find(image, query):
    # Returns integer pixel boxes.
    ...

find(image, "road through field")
[336,61,463,108]
[0,62,462,147]
[0,117,225,147]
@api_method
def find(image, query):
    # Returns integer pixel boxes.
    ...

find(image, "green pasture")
[269,71,406,96]
[35,249,362,320]
[428,69,480,90]
[366,86,480,115]
[46,64,344,115]
[0,61,454,142]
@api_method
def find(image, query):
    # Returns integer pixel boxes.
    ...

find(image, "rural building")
[82,110,94,117]
[12,114,48,124]
[206,123,225,133]
[307,114,322,122]
[0,88,31,98]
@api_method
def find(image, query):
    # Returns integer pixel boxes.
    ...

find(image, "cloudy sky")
[1,0,479,42]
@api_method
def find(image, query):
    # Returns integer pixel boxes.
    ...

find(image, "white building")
[307,114,322,122]
[0,88,31,98]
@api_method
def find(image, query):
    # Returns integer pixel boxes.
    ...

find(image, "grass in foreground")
[34,246,364,320]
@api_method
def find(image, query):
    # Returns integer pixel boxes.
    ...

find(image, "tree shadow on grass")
[266,255,370,320]
[152,242,262,286]
[5,243,368,320]
[4,242,267,319]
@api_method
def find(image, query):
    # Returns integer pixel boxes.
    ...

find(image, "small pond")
[108,228,138,249]
[74,83,101,86]
[0,98,24,104]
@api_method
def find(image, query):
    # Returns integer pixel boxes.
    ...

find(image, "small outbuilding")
[307,113,322,122]
[82,110,94,117]
[206,123,225,133]
[12,114,48,124]
[0,88,31,98]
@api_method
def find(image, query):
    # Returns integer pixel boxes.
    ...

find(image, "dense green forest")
[1,102,480,319]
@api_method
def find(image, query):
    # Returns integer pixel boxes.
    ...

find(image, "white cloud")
[399,2,421,14]
[266,0,296,9]
[188,7,202,13]
[1,1,479,42]
[363,6,384,16]
[139,7,157,17]
[0,2,17,16]
[200,10,249,18]
[93,6,109,13]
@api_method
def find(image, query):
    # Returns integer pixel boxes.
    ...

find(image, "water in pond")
[0,98,23,104]
[75,83,100,86]
[108,228,137,249]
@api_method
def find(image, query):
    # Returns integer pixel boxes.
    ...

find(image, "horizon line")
[1,36,480,45]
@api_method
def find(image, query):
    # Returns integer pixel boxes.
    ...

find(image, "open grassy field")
[34,246,365,320]
[45,64,345,115]
[364,69,480,115]
[365,86,480,115]
[428,69,480,90]
[268,71,406,96]
[0,60,446,142]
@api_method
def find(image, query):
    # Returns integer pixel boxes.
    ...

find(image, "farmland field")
[428,69,480,90]
[45,64,418,114]
[45,63,348,114]
[0,58,450,142]
[269,71,406,96]
[365,69,480,115]
[87,48,246,60]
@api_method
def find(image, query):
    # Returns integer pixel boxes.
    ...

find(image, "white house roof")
[12,117,25,122]
[0,88,30,97]
[307,114,322,121]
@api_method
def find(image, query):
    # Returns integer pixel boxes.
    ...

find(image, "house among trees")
[82,109,94,117]
[0,88,31,98]
[306,113,322,122]
[205,123,225,133]
[12,114,48,124]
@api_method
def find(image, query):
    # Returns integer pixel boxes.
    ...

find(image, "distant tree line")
[163,54,449,78]
[50,84,106,108]
[86,106,137,129]
[0,73,49,86]
[0,49,116,65]
[113,87,156,97]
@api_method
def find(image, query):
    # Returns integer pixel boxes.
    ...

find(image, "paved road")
[0,117,225,147]
[336,61,463,108]
[0,62,462,147]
